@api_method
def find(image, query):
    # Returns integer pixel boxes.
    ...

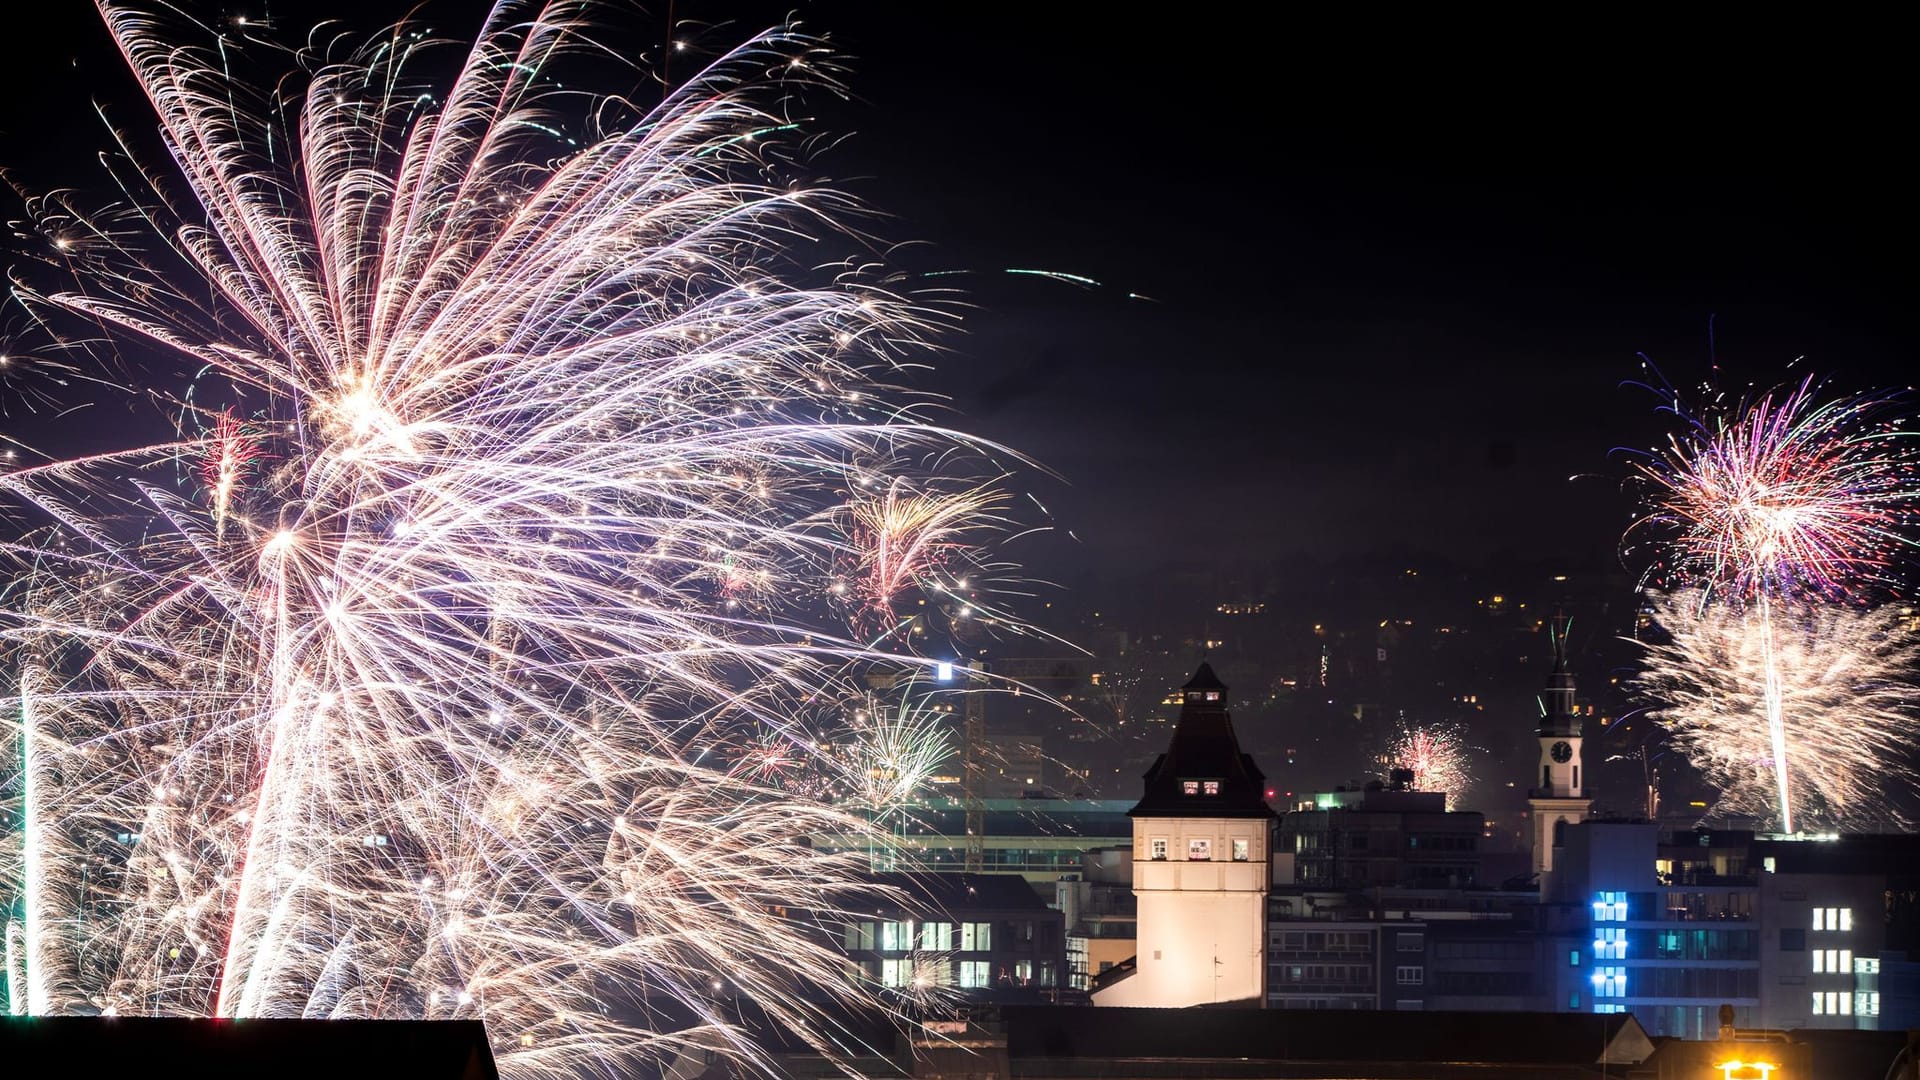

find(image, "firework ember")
[0,3,1021,1074]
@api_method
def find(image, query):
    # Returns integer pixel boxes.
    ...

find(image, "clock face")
[1550,741,1573,764]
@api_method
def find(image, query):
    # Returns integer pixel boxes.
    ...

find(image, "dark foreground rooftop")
[1000,1006,1652,1079]
[0,1017,495,1080]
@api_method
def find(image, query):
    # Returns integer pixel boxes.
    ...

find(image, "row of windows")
[1664,891,1753,921]
[1594,927,1626,960]
[872,957,1055,989]
[1275,964,1373,986]
[1812,907,1854,932]
[1811,990,1857,1016]
[1179,779,1223,796]
[843,920,993,952]
[1272,930,1371,953]
[1642,928,1758,961]
[1811,949,1853,974]
[1148,837,1252,861]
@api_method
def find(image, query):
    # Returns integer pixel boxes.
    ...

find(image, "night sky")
[4,3,1913,593]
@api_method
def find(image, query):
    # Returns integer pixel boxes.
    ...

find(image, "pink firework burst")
[1626,375,1920,603]
[1387,723,1474,809]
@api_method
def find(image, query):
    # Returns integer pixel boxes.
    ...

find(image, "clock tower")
[1528,615,1591,878]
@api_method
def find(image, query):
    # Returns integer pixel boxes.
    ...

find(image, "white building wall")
[1094,816,1267,1008]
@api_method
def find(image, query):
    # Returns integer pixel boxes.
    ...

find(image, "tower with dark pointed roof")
[1093,663,1274,1009]
[1528,614,1591,878]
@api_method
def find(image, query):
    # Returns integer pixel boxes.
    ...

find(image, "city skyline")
[1,4,1916,1078]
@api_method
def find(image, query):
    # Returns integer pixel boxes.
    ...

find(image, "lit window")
[1814,908,1825,931]
[1839,908,1853,932]
[1861,991,1880,1016]
[1814,951,1824,974]
[960,922,991,952]
[1182,781,1200,796]
[1812,991,1824,1016]
[1205,691,1220,701]
[1231,838,1250,861]
[1149,837,1168,861]
[1840,949,1852,971]
[958,960,990,988]
[1203,780,1221,796]
[1839,992,1852,1015]
[1188,838,1212,861]
[1591,966,1626,998]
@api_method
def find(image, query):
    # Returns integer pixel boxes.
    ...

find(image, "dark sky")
[5,4,1913,589]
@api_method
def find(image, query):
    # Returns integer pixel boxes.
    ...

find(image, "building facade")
[1094,664,1275,1008]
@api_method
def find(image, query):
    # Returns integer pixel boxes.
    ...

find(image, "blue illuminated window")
[1590,965,1626,998]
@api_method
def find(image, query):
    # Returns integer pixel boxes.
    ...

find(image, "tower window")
[1149,837,1168,861]
[1203,780,1221,796]
[1182,781,1199,796]
[1188,838,1212,861]
[1205,691,1220,701]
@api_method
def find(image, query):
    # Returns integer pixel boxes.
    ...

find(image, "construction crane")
[962,660,986,872]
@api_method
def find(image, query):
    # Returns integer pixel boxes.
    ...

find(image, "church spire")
[1538,611,1578,737]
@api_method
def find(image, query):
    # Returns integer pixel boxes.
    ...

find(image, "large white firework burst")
[0,3,1022,1075]
[1631,590,1920,829]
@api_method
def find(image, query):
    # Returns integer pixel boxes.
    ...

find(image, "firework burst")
[0,3,1022,1075]
[1624,373,1920,830]
[1385,723,1474,809]
[1631,590,1920,828]
[1625,376,1920,601]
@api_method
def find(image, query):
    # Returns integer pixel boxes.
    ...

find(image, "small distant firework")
[839,691,955,811]
[1387,723,1474,809]
[198,409,263,537]
[1632,589,1920,829]
[843,478,1008,636]
[1624,374,1920,831]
